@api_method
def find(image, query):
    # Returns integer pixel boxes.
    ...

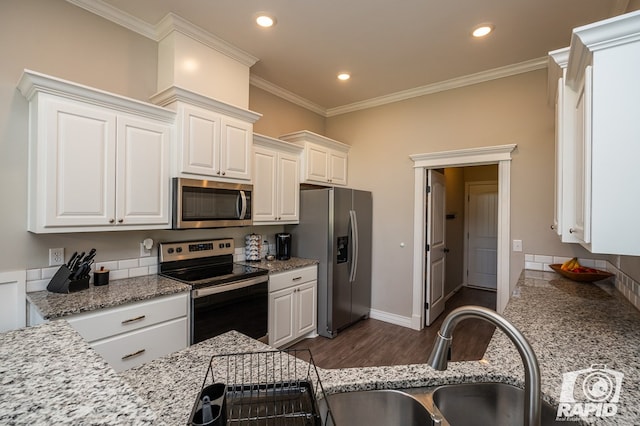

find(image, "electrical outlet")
[512,239,523,252]
[49,248,65,266]
[140,242,151,258]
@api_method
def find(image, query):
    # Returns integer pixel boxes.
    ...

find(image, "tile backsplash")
[26,248,248,293]
[26,256,158,293]
[524,253,640,312]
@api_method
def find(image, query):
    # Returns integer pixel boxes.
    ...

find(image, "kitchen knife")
[70,252,85,271]
[66,252,78,268]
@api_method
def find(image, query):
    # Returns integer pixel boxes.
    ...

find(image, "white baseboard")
[444,283,464,301]
[369,308,414,329]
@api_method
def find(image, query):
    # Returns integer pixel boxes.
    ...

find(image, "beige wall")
[325,70,604,317]
[2,0,639,319]
[249,86,325,138]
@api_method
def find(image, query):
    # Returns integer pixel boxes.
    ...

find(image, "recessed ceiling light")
[337,72,351,81]
[256,13,276,28]
[472,24,494,38]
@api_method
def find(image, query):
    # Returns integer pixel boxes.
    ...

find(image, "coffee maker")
[275,233,292,260]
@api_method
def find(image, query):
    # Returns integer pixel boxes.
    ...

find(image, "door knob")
[444,248,450,253]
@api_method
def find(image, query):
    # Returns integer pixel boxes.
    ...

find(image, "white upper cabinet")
[279,130,350,186]
[18,70,174,233]
[150,86,261,183]
[252,134,302,224]
[550,10,640,255]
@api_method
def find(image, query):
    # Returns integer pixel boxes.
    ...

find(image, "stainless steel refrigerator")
[288,187,372,338]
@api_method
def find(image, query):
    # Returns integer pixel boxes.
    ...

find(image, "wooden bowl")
[549,264,614,282]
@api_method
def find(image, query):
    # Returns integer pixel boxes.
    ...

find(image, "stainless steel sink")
[319,389,435,426]
[429,382,566,426]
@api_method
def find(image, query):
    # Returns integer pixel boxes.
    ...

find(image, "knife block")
[47,265,90,294]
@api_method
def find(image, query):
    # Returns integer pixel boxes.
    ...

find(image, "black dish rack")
[188,349,336,426]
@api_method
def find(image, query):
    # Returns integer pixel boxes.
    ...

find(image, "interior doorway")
[465,181,498,290]
[410,144,516,331]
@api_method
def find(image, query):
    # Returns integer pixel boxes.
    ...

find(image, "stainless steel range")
[159,238,268,344]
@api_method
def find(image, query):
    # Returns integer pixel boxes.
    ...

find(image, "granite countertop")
[0,321,157,425]
[3,269,639,424]
[26,274,190,320]
[237,256,318,273]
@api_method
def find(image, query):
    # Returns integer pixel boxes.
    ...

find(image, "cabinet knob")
[109,218,115,224]
[569,228,575,234]
[118,219,124,223]
[216,171,221,175]
[222,171,226,176]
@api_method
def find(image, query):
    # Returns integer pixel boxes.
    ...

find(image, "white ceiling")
[89,0,638,112]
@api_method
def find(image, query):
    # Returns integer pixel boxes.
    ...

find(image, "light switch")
[512,239,523,252]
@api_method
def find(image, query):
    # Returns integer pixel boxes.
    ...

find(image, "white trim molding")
[411,144,516,329]
[368,308,414,329]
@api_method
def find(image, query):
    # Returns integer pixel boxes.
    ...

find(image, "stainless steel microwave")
[172,178,252,229]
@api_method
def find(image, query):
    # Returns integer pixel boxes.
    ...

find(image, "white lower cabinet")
[268,266,317,348]
[66,293,189,371]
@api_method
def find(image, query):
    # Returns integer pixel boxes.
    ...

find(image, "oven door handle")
[192,275,267,298]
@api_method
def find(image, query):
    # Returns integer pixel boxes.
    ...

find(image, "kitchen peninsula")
[2,270,639,425]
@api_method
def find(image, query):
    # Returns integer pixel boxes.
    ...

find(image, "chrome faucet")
[427,305,542,426]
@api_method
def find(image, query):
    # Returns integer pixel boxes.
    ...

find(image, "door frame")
[410,144,516,330]
[464,180,498,289]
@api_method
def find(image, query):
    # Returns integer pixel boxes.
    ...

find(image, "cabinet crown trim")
[253,133,303,154]
[150,85,262,123]
[17,69,175,122]
[279,130,350,152]
[567,10,640,87]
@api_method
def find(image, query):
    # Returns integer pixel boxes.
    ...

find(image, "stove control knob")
[176,247,183,253]
[167,248,174,254]
[219,243,225,249]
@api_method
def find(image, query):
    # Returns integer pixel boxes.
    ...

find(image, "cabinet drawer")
[91,317,187,372]
[269,266,317,292]
[67,293,188,343]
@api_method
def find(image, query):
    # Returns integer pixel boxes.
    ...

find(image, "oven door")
[191,276,268,344]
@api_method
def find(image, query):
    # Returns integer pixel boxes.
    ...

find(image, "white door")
[117,115,170,226]
[466,182,498,289]
[277,152,300,221]
[181,105,220,176]
[425,169,446,326]
[220,117,252,180]
[252,146,278,222]
[44,97,116,227]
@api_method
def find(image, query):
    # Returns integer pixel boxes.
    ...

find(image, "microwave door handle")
[238,190,247,219]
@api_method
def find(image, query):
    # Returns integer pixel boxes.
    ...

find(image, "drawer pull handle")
[292,276,302,281]
[121,315,146,324]
[121,349,146,360]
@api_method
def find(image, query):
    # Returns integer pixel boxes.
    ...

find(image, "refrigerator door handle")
[349,209,359,282]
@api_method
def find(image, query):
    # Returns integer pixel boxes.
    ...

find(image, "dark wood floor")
[288,286,496,369]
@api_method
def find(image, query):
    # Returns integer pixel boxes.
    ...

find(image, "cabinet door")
[295,281,317,337]
[181,105,221,176]
[305,143,329,183]
[328,150,348,185]
[253,146,277,222]
[116,115,171,225]
[277,152,300,222]
[268,287,295,347]
[220,117,252,180]
[572,66,592,244]
[43,97,117,227]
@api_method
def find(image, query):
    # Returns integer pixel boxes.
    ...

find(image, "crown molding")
[66,0,258,67]
[18,69,175,122]
[150,85,262,123]
[65,0,157,39]
[250,75,326,116]
[156,13,258,67]
[65,0,548,119]
[326,57,547,117]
